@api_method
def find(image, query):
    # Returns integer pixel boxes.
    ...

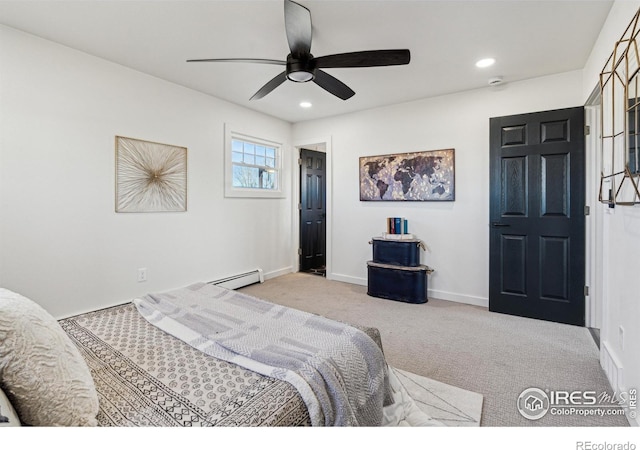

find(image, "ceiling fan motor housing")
[286,54,316,82]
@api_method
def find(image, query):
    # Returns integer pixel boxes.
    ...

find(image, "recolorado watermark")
[517,387,637,421]
[576,442,636,450]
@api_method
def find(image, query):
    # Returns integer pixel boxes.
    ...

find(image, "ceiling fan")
[187,0,411,101]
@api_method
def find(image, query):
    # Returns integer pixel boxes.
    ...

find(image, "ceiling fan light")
[287,70,315,82]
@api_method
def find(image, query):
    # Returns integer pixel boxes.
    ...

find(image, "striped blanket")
[134,282,391,426]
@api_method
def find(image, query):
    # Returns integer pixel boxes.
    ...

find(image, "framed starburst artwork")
[115,136,187,212]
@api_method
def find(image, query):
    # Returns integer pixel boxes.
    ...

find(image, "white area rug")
[385,367,483,427]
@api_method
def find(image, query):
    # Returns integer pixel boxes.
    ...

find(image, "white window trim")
[224,124,285,198]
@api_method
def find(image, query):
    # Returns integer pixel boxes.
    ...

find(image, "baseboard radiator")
[209,268,264,290]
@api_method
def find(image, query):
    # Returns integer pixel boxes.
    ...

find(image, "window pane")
[265,157,275,168]
[266,147,276,158]
[233,165,259,188]
[244,154,255,164]
[232,140,243,153]
[255,155,266,166]
[262,170,276,189]
[255,145,266,156]
[232,151,243,163]
[244,142,255,155]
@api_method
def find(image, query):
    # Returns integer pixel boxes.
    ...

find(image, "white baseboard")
[327,273,489,308]
[328,273,367,286]
[601,340,623,393]
[600,341,639,427]
[263,266,294,281]
[428,289,488,308]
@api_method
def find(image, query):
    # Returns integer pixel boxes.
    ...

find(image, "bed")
[60,302,312,427]
[0,283,420,427]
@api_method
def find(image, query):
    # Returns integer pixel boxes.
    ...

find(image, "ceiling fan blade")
[314,50,411,68]
[186,58,286,65]
[313,70,355,100]
[284,0,312,57]
[250,71,288,100]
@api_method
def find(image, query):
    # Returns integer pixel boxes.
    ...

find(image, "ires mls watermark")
[517,387,637,421]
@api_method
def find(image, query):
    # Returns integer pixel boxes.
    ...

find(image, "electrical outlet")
[137,268,147,283]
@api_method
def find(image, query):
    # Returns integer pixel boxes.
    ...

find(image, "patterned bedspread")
[134,283,390,426]
[60,301,386,427]
[60,303,311,426]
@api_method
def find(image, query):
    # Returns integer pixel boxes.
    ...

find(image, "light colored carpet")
[240,272,628,427]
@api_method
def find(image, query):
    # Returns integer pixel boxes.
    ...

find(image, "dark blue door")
[489,107,586,326]
[299,149,326,274]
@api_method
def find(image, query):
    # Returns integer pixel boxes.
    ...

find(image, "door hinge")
[584,286,589,296]
[298,248,302,256]
[298,158,303,165]
[585,205,590,216]
[585,125,591,136]
[298,203,302,210]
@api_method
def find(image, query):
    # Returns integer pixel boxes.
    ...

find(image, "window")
[225,126,284,198]
[231,139,277,189]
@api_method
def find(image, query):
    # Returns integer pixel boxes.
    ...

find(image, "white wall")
[2,2,637,425]
[293,71,584,306]
[0,25,294,318]
[582,0,640,427]
[583,0,640,100]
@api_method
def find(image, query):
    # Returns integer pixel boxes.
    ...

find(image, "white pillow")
[0,288,99,426]
[0,386,20,427]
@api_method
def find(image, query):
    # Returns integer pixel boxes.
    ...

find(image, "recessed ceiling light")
[300,101,312,108]
[476,58,496,68]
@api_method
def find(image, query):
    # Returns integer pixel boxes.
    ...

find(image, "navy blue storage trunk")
[371,238,422,267]
[367,261,429,304]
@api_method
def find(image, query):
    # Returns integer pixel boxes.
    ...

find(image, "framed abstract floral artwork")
[359,148,455,201]
[115,136,187,212]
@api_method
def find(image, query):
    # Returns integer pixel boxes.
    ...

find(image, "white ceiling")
[0,0,613,123]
